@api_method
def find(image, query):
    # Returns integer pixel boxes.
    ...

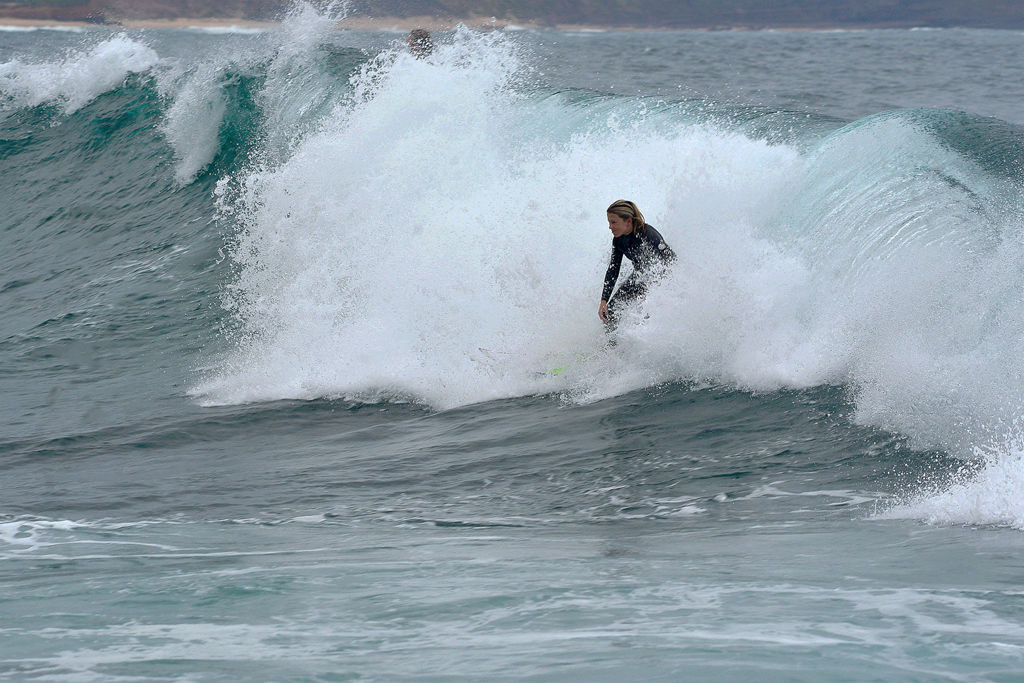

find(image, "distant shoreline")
[0,14,988,32]
[0,16,279,30]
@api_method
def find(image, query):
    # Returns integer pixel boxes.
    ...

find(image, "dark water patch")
[0,384,940,525]
[0,107,42,162]
[206,70,264,179]
[0,397,425,463]
[1,278,35,292]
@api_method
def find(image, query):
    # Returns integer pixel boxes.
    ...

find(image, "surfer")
[407,29,434,58]
[599,199,676,330]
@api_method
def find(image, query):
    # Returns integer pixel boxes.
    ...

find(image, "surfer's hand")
[599,300,609,322]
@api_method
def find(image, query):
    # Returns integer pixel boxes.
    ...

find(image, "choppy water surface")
[3,7,1024,679]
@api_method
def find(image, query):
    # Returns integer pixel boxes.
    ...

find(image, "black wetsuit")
[602,223,676,329]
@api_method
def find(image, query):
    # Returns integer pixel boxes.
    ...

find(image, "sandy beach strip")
[0,15,510,31]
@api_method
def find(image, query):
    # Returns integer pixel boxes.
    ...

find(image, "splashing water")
[175,8,1024,527]
[0,34,157,114]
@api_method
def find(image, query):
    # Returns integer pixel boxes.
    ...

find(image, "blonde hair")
[606,199,646,234]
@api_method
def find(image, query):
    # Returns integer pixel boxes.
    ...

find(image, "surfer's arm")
[599,248,621,322]
[602,248,622,301]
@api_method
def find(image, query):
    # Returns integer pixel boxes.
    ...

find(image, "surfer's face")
[608,212,633,237]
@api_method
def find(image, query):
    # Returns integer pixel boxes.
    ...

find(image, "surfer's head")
[407,29,434,58]
[607,199,645,238]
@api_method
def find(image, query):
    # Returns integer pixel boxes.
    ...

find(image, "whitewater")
[3,5,1024,679]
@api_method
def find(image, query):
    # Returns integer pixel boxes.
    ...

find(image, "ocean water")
[4,5,1024,679]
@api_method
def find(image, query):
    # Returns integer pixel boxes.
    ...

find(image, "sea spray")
[0,34,157,114]
[160,61,230,184]
[186,12,1024,527]
[156,2,354,183]
[258,1,352,157]
[194,23,803,408]
[880,420,1024,528]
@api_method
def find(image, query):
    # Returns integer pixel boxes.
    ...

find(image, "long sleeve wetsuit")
[602,223,676,297]
[601,224,676,329]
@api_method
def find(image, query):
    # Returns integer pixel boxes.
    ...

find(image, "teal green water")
[4,10,1024,679]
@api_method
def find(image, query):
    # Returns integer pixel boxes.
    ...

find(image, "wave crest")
[0,34,157,114]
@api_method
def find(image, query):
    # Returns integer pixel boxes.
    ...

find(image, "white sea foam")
[0,24,88,33]
[0,34,158,113]
[0,518,85,552]
[185,25,270,35]
[0,517,188,556]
